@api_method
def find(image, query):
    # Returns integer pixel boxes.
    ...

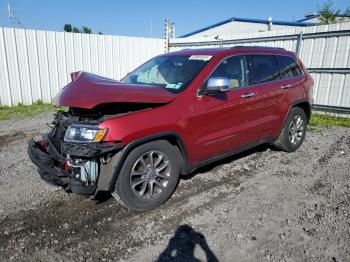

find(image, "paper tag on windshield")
[189,55,212,61]
[166,84,176,89]
[166,83,182,89]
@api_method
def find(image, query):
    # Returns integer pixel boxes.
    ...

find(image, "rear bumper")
[28,139,96,195]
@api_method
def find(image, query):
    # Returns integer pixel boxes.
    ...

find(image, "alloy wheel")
[288,115,304,144]
[129,150,170,199]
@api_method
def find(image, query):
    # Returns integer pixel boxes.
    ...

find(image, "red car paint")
[58,48,313,169]
[54,72,175,109]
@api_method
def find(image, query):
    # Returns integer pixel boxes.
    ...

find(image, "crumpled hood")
[54,72,176,109]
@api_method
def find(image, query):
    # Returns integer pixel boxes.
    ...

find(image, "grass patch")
[0,101,58,121]
[307,126,320,133]
[310,114,350,128]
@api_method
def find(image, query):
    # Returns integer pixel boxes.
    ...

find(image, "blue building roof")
[296,14,320,22]
[180,17,320,38]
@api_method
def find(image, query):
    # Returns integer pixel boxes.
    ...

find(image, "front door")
[188,54,272,162]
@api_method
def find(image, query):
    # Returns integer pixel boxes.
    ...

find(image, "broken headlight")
[64,125,107,143]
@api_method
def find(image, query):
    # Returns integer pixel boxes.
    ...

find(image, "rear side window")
[275,55,303,79]
[250,55,280,84]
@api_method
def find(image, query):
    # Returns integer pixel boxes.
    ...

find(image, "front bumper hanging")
[28,137,122,195]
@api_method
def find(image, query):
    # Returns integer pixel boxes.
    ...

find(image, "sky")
[1,0,349,38]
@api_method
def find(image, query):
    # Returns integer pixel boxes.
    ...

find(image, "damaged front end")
[28,71,175,196]
[28,109,122,195]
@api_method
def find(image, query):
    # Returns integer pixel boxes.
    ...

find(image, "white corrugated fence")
[0,27,164,106]
[170,22,350,114]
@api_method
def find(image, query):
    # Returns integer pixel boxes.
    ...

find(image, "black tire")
[273,107,307,152]
[112,140,179,211]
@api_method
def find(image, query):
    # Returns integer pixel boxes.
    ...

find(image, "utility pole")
[7,0,24,28]
[8,0,14,27]
[164,19,176,52]
[164,19,170,53]
[170,23,176,39]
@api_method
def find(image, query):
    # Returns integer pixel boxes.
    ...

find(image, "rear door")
[248,54,284,138]
[275,55,305,118]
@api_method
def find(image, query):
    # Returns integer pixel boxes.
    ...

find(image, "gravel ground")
[0,113,349,262]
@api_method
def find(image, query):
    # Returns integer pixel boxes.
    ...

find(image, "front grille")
[51,126,66,154]
[62,142,120,158]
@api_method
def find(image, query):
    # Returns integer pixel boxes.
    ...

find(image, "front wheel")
[273,107,307,152]
[112,140,179,211]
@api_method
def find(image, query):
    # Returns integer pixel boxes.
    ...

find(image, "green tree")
[63,24,102,34]
[63,24,72,32]
[72,27,81,33]
[82,26,92,34]
[317,1,342,24]
[344,7,350,16]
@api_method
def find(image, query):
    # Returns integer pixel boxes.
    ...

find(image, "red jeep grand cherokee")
[28,46,314,211]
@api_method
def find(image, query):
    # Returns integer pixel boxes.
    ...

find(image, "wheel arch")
[108,132,189,192]
[276,99,311,140]
[284,99,311,125]
[273,100,310,152]
[294,101,311,123]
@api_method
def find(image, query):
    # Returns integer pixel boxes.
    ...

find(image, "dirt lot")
[0,112,349,262]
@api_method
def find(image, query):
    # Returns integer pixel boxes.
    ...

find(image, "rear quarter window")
[275,55,303,79]
[250,55,280,84]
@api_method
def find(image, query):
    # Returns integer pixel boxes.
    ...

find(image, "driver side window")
[210,55,249,89]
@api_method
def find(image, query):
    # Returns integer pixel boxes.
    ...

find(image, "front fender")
[98,131,189,193]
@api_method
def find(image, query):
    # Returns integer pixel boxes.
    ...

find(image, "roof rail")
[232,46,286,50]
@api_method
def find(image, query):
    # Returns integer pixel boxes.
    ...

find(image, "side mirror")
[206,77,231,94]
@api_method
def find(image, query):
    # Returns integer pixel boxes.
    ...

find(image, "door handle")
[281,84,291,89]
[241,92,255,98]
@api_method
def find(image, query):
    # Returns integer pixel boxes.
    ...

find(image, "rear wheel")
[273,107,307,152]
[112,140,179,211]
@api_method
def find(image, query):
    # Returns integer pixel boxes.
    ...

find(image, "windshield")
[121,55,212,93]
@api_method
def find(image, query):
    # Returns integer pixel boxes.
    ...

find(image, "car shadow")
[156,224,219,262]
[181,144,270,181]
